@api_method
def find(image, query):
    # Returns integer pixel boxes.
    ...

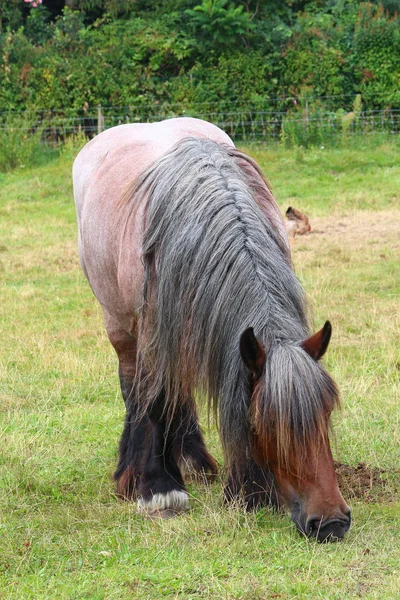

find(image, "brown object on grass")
[285,206,311,238]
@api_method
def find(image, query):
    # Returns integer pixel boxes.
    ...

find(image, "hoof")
[137,490,189,518]
[142,507,182,520]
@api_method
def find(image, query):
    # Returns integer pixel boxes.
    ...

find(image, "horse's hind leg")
[104,311,149,499]
[173,399,218,480]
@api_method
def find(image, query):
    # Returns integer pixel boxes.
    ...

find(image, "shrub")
[0,115,54,172]
[352,4,400,107]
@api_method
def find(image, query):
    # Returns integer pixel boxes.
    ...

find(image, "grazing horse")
[73,117,351,542]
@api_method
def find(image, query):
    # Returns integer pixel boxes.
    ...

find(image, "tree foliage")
[0,0,399,115]
[185,0,255,47]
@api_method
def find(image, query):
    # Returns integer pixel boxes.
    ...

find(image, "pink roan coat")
[74,119,234,329]
[73,118,350,541]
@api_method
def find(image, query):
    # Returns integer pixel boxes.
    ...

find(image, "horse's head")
[240,322,351,542]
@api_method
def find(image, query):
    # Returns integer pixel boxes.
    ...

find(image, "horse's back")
[73,118,233,211]
[73,118,233,329]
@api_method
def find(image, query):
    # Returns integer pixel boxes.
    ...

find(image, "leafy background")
[1,0,400,115]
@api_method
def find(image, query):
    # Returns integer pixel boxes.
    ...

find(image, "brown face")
[252,432,351,542]
[240,321,351,542]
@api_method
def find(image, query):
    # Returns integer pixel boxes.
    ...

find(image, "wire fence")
[1,105,400,144]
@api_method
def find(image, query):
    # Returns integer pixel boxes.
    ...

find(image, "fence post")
[97,104,104,134]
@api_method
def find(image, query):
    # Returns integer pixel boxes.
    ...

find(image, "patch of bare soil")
[304,210,400,249]
[334,461,397,502]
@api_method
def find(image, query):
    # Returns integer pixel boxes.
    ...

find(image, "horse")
[73,117,351,542]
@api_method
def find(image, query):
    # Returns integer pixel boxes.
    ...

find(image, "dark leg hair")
[224,460,280,511]
[172,399,218,480]
[114,369,151,499]
[103,311,148,499]
[104,311,216,512]
[136,390,189,517]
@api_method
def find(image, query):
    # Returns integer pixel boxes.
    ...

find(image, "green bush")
[2,2,400,116]
[352,3,400,107]
[185,0,255,48]
[0,1,400,165]
[0,115,56,172]
[280,105,341,148]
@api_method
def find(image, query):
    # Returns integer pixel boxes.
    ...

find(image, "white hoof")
[137,490,189,517]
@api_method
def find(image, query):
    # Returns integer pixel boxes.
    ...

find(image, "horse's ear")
[301,321,332,360]
[240,328,266,378]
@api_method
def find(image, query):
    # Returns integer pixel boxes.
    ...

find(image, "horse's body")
[74,118,285,329]
[73,117,350,541]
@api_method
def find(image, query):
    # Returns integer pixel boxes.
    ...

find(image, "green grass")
[1,137,399,599]
[248,138,400,215]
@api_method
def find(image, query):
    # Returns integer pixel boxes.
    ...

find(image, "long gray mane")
[130,138,338,468]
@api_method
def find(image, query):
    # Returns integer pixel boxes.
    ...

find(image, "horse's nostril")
[305,512,351,543]
[306,517,323,536]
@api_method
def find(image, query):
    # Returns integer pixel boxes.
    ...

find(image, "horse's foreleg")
[137,394,189,518]
[224,460,280,511]
[172,400,218,480]
[103,311,148,499]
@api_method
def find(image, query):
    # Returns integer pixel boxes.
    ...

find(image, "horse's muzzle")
[303,511,351,543]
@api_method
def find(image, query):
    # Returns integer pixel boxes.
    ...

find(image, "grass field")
[1,138,399,599]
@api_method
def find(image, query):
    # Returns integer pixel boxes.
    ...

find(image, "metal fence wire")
[1,105,400,143]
